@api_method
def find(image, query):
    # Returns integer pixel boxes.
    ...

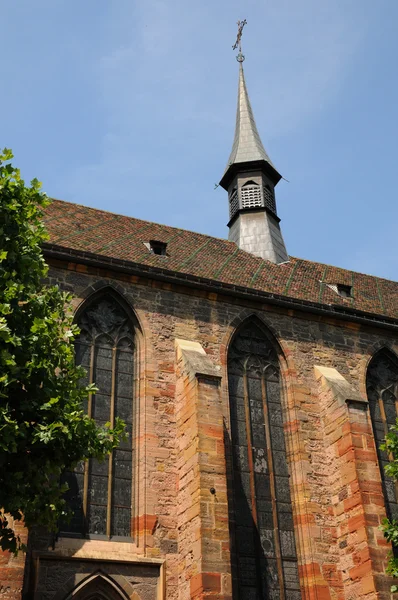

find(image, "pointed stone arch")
[227,313,285,360]
[223,311,290,367]
[242,180,259,187]
[75,284,143,335]
[366,346,398,521]
[63,572,132,600]
[351,339,398,400]
[226,315,302,600]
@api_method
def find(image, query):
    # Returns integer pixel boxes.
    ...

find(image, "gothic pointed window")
[61,292,136,538]
[227,320,301,600]
[367,349,398,520]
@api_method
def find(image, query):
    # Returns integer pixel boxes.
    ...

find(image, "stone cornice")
[43,243,398,332]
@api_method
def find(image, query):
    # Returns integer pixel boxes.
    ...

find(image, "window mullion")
[379,395,398,503]
[243,367,266,597]
[261,375,286,600]
[83,341,96,531]
[379,397,394,463]
[106,346,117,538]
[379,396,389,439]
[243,368,258,524]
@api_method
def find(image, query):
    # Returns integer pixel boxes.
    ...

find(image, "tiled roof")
[43,199,398,320]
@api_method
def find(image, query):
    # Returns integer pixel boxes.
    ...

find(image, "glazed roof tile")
[43,199,398,320]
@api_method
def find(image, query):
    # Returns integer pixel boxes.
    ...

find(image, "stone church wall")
[3,258,397,600]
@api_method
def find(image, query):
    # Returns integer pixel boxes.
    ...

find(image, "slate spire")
[227,64,275,170]
[220,62,281,190]
[220,41,288,264]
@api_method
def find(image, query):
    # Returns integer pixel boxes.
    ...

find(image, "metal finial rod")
[232,19,247,62]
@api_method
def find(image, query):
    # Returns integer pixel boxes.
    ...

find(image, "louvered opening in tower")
[241,181,262,209]
[263,184,276,214]
[229,188,239,219]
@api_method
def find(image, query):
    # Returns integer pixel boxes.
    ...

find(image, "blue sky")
[2,0,397,281]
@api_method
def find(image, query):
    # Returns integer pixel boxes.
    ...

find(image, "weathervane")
[232,19,247,62]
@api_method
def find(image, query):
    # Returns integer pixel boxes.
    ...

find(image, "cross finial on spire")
[232,19,247,62]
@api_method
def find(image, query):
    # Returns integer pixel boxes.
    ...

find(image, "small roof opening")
[336,284,352,298]
[324,282,353,298]
[147,240,167,256]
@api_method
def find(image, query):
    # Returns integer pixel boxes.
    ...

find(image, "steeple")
[220,22,288,264]
[220,62,281,188]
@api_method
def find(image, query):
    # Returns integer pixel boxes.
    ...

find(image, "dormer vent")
[146,240,167,256]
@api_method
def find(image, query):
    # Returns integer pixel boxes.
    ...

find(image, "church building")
[2,40,398,600]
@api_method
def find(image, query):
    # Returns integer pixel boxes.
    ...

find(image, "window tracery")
[61,294,135,538]
[367,349,398,520]
[227,320,301,600]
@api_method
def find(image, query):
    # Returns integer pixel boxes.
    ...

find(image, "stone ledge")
[314,365,367,406]
[176,339,221,381]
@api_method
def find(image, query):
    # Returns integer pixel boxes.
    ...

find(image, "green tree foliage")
[0,149,124,553]
[381,425,398,592]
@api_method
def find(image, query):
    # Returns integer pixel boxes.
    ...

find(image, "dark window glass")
[367,349,398,521]
[61,295,135,538]
[227,320,301,600]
